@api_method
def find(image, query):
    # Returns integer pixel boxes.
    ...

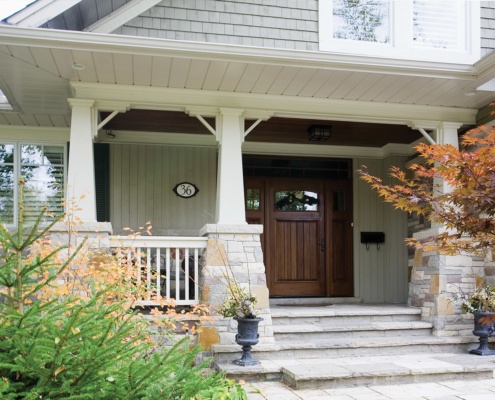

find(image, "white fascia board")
[7,0,83,28]
[0,25,477,80]
[474,51,495,89]
[71,82,478,126]
[85,0,163,33]
[242,142,417,159]
[0,125,70,141]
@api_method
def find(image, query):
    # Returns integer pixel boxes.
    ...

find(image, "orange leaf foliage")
[358,126,495,256]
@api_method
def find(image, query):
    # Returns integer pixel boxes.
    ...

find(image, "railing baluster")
[184,248,190,301]
[137,247,142,285]
[146,247,151,301]
[156,248,161,301]
[194,249,199,301]
[166,247,171,301]
[175,248,180,301]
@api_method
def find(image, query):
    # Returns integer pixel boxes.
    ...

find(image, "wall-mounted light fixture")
[308,125,332,141]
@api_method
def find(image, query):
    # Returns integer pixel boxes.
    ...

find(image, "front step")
[213,335,478,363]
[213,303,493,390]
[273,321,433,340]
[217,353,495,389]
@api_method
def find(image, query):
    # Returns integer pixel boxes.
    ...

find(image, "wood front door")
[245,177,353,297]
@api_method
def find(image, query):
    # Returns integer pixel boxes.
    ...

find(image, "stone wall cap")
[50,221,113,234]
[200,223,263,236]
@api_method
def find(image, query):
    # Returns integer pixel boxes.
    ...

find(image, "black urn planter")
[233,317,263,366]
[469,312,495,356]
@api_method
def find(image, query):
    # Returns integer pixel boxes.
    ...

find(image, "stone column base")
[409,228,495,336]
[198,224,274,345]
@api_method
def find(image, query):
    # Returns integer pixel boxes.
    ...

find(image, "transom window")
[319,0,480,64]
[0,143,66,226]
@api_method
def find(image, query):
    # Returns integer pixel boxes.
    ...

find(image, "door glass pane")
[334,191,346,212]
[333,0,390,43]
[275,191,318,211]
[246,188,260,211]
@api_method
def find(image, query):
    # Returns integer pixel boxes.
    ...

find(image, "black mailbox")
[360,232,385,250]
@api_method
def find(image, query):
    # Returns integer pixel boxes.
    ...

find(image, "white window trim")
[319,0,481,64]
[0,141,67,228]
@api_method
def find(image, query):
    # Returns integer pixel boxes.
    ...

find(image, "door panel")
[274,219,320,281]
[267,181,325,296]
[326,181,353,296]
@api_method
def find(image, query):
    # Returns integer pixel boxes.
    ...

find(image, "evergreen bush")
[0,179,246,399]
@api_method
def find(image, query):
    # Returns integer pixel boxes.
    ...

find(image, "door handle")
[319,239,325,252]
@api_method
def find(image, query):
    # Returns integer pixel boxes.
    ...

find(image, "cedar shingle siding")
[114,0,319,50]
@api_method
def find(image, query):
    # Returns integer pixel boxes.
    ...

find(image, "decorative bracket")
[185,107,274,142]
[408,121,438,145]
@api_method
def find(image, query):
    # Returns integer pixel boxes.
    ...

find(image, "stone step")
[216,352,495,390]
[273,320,433,340]
[270,304,423,325]
[212,335,479,363]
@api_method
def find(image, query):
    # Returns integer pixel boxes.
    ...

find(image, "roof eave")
[0,25,478,80]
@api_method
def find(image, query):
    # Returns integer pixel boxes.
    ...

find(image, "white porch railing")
[109,236,208,306]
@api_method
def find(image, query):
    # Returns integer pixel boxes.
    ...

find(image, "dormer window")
[319,0,480,64]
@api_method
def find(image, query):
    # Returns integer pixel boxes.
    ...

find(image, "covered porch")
[0,25,494,343]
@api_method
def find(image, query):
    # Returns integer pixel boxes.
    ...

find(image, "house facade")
[1,0,495,340]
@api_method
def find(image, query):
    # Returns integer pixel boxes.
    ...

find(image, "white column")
[215,108,246,225]
[67,98,97,222]
[433,122,461,196]
[434,122,460,148]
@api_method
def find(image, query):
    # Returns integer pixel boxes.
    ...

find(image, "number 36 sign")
[173,182,199,199]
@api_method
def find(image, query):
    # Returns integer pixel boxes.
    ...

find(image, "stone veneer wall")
[197,224,273,351]
[49,221,113,249]
[409,227,495,337]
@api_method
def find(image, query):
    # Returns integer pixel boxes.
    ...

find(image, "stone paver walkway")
[244,378,495,399]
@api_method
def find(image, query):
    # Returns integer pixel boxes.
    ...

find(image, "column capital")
[218,107,244,116]
[68,98,95,108]
[408,121,463,131]
[436,121,463,131]
[407,120,439,131]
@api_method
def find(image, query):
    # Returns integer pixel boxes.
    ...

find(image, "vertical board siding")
[353,156,409,303]
[110,144,217,235]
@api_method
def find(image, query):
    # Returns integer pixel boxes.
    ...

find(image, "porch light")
[307,125,331,141]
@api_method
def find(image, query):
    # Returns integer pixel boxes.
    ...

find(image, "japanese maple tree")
[358,126,495,256]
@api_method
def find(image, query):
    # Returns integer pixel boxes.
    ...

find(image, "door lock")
[319,239,325,252]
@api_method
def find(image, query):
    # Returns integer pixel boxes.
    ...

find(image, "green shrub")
[0,180,246,399]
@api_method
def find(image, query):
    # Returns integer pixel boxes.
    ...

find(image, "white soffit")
[85,0,163,33]
[7,0,84,28]
[0,25,477,78]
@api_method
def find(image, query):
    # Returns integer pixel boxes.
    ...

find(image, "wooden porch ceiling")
[101,109,422,148]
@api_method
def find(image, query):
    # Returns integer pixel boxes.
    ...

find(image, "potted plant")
[456,286,495,355]
[216,266,263,366]
[358,126,495,354]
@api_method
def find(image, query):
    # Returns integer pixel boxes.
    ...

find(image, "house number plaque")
[173,182,199,199]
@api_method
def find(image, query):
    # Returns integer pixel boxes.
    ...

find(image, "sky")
[0,0,34,21]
